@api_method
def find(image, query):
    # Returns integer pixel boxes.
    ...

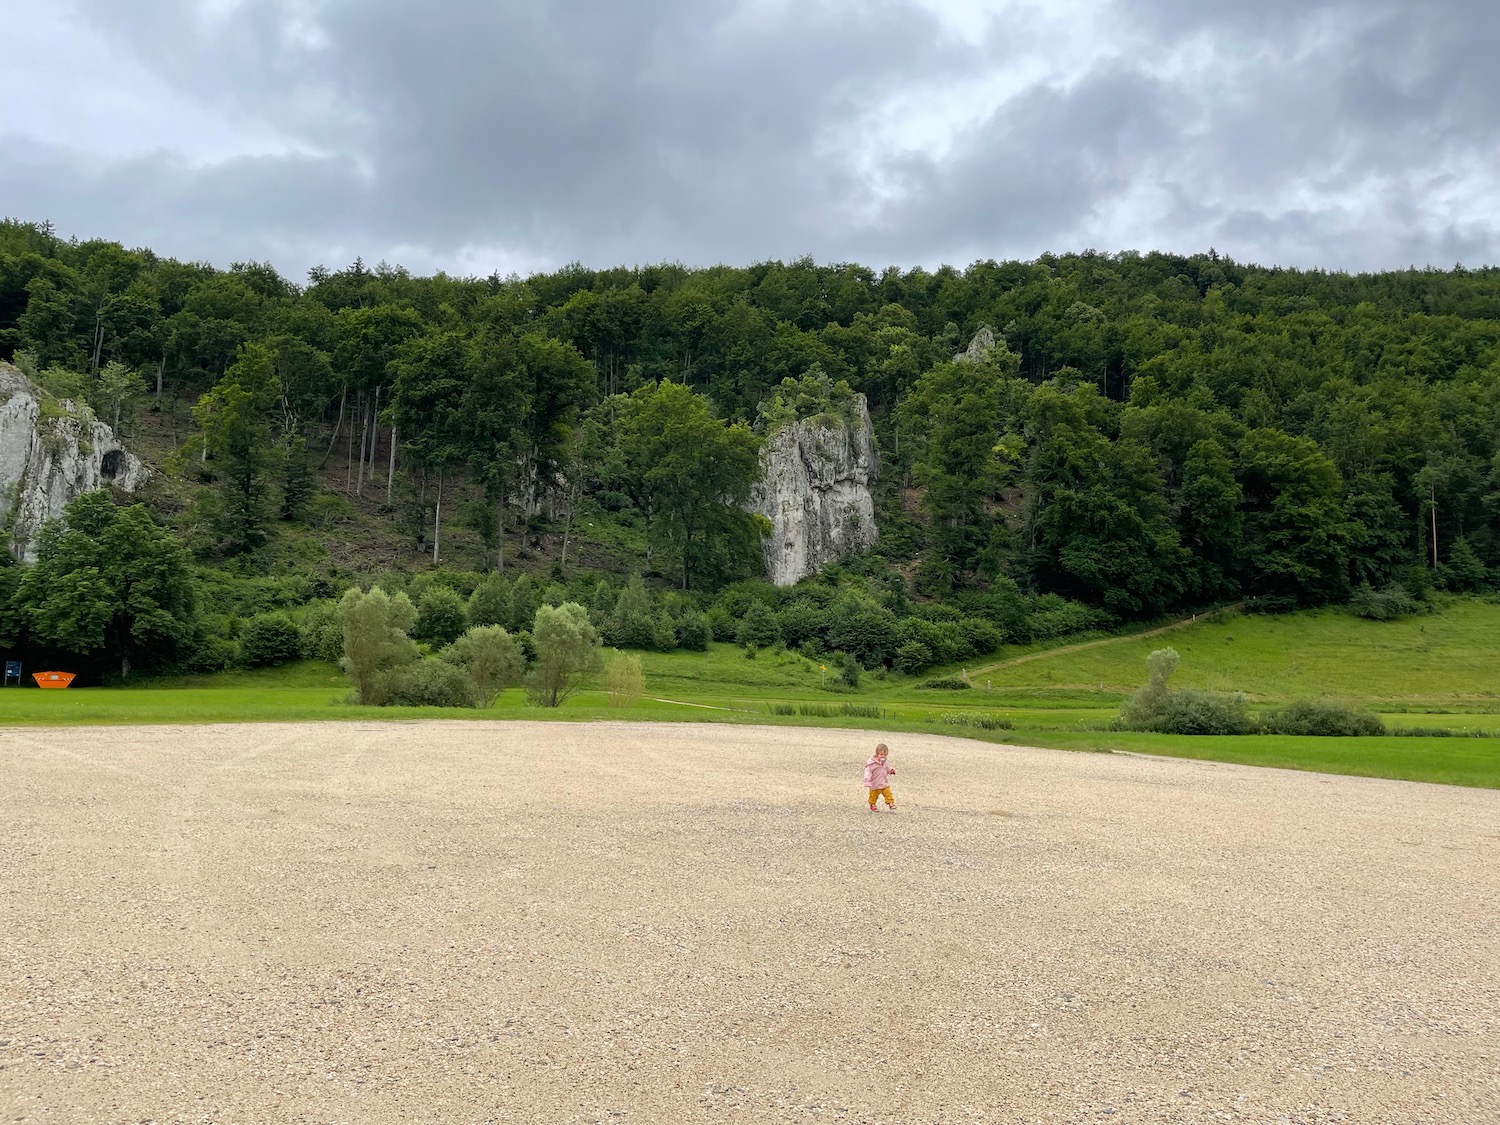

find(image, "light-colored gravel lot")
[2,721,1497,1124]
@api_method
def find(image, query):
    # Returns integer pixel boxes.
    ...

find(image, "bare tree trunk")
[356,394,370,495]
[496,495,506,574]
[433,470,444,565]
[155,353,165,408]
[1430,484,1439,568]
[345,390,359,492]
[387,424,397,502]
[368,385,382,488]
[321,385,347,468]
[560,488,576,570]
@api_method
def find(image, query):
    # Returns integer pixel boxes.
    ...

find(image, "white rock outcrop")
[0,362,149,561]
[748,395,878,586]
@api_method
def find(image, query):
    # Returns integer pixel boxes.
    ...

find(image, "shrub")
[606,574,660,649]
[414,586,468,647]
[893,640,934,675]
[1149,690,1255,735]
[467,576,512,627]
[442,625,525,707]
[937,712,1014,730]
[776,599,827,650]
[769,702,797,716]
[298,599,344,662]
[373,659,477,708]
[736,599,782,648]
[1261,698,1385,737]
[181,630,238,674]
[825,590,897,668]
[1348,582,1426,621]
[605,651,645,707]
[794,702,885,718]
[705,605,737,641]
[1117,647,1255,734]
[239,612,303,668]
[832,651,862,689]
[674,611,711,651]
[921,676,972,690]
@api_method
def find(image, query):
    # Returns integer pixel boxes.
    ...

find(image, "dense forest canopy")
[3,216,1499,680]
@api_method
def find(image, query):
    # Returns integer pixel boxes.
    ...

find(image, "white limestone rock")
[0,362,149,561]
[748,394,878,586]
[955,325,998,364]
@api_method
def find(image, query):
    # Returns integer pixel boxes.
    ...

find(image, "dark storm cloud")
[3,0,1497,276]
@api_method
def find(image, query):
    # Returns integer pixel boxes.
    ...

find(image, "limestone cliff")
[0,362,149,561]
[748,395,878,586]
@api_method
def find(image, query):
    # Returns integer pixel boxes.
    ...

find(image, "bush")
[832,651,861,689]
[893,640,934,674]
[736,599,782,647]
[776,599,827,650]
[705,605,737,641]
[825,590,897,668]
[1261,698,1385,737]
[605,651,645,707]
[937,712,1014,730]
[239,612,303,668]
[1348,582,1426,621]
[606,574,662,649]
[298,599,344,662]
[674,611,711,651]
[372,659,477,708]
[442,625,525,707]
[920,676,972,690]
[467,576,512,627]
[414,586,468,647]
[1117,647,1255,734]
[181,630,238,674]
[1148,690,1255,735]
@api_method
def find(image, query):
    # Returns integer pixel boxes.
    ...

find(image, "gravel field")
[2,720,1497,1124]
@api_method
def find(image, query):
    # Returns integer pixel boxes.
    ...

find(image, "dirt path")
[969,606,1238,678]
[2,720,1496,1123]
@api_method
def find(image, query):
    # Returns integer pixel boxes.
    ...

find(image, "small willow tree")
[340,586,419,704]
[526,602,602,707]
[444,625,525,707]
[606,651,645,707]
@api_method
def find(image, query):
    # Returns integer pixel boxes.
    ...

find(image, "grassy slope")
[5,601,1500,790]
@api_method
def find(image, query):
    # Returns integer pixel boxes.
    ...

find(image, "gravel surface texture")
[2,721,1497,1124]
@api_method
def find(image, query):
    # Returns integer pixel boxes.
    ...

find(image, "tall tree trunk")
[1430,484,1439,568]
[387,424,397,502]
[321,385,348,468]
[433,470,444,565]
[346,390,359,492]
[155,353,165,408]
[356,394,370,495]
[369,385,382,489]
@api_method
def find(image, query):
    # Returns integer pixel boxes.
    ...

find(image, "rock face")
[0,362,149,561]
[748,395,878,586]
[955,325,998,364]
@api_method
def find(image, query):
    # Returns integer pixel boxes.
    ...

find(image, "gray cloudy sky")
[3,0,1496,280]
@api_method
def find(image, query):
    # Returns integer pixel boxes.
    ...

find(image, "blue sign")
[4,661,19,679]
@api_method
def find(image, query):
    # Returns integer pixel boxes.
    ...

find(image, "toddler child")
[864,743,896,812]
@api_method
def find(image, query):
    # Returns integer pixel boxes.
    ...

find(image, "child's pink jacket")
[864,756,893,788]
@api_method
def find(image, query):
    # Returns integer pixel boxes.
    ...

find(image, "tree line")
[4,217,1500,653]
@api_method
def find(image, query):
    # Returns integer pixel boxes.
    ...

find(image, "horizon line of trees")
[4,217,1500,631]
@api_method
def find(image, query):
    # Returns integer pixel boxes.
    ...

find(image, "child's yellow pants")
[868,787,894,808]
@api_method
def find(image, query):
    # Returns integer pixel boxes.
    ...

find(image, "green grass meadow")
[5,599,1500,789]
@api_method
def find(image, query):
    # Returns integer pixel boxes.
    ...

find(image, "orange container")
[33,671,76,689]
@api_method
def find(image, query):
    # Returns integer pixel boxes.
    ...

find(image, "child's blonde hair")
[875,742,889,754]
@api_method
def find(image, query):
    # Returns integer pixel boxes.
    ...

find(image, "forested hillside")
[3,216,1499,682]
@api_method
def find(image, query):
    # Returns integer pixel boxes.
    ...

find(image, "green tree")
[339,586,419,704]
[414,585,468,647]
[193,342,278,554]
[615,380,762,589]
[526,601,602,707]
[467,574,512,627]
[443,625,525,707]
[18,492,198,679]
